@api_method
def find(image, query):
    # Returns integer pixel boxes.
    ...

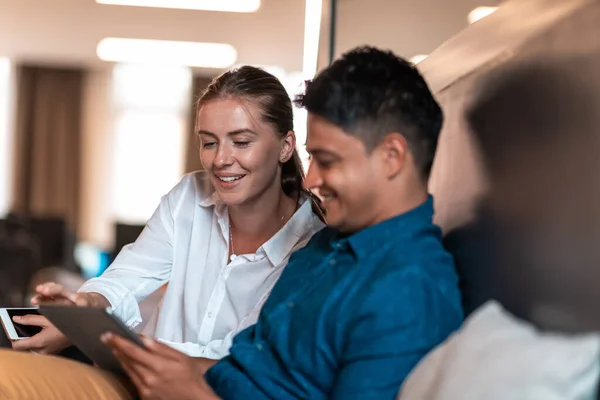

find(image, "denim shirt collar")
[330,195,435,260]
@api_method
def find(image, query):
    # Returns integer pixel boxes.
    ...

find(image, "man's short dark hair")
[295,46,443,180]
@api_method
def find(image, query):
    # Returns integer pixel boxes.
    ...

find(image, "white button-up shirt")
[79,172,324,359]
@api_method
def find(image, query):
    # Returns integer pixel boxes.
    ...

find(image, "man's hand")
[11,282,110,354]
[102,333,221,400]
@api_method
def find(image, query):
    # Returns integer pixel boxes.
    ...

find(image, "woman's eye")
[202,142,217,149]
[234,141,250,147]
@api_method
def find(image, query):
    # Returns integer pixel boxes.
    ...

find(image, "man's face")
[304,114,385,233]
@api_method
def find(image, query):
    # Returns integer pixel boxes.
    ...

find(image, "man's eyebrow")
[307,149,340,158]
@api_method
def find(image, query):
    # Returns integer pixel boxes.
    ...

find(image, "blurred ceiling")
[335,0,500,60]
[0,0,500,72]
[0,0,306,71]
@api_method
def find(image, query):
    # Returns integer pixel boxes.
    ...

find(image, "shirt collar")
[334,195,435,261]
[198,191,220,207]
[262,198,320,266]
[200,192,322,267]
[198,191,230,222]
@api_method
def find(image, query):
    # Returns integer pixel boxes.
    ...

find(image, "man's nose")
[304,161,322,190]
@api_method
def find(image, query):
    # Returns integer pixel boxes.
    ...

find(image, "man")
[101,45,463,400]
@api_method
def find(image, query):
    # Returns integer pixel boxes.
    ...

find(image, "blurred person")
[98,46,463,400]
[7,65,325,360]
[446,55,600,331]
[401,55,600,399]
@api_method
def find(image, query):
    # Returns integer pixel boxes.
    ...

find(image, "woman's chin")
[217,191,247,206]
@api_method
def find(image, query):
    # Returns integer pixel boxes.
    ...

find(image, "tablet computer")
[39,305,146,375]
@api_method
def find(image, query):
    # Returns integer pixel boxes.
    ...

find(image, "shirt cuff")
[78,278,143,328]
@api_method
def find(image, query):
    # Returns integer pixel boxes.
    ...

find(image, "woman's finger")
[12,314,48,327]
[73,294,91,307]
[35,282,65,297]
[31,294,75,306]
[35,282,80,305]
[11,336,41,351]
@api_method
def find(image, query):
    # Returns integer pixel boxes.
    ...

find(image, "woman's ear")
[280,130,297,162]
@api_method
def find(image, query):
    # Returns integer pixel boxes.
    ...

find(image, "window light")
[0,58,13,217]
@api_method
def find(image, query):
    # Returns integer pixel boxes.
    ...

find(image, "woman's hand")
[30,282,110,308]
[11,282,110,354]
[103,333,220,400]
[10,313,71,354]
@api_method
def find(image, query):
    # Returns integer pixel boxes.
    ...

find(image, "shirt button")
[287,301,295,308]
[329,259,336,266]
[256,343,263,351]
[207,312,213,318]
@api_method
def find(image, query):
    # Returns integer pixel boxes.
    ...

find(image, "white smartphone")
[0,307,42,341]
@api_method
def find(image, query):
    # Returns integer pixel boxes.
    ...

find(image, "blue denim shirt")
[206,196,463,399]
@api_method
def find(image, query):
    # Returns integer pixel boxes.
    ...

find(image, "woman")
[9,65,325,359]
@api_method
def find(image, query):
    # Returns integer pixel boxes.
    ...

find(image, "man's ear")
[379,133,408,179]
[280,130,296,163]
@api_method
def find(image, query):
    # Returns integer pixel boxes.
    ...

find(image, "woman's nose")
[214,144,234,168]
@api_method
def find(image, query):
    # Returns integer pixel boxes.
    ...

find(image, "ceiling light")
[96,38,237,68]
[468,6,498,24]
[410,54,428,64]
[96,0,261,12]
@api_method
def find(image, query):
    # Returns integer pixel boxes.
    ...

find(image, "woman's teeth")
[218,175,244,182]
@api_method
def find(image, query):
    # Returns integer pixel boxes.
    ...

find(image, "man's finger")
[141,336,185,361]
[113,349,147,392]
[112,347,161,400]
[12,314,48,327]
[103,333,161,370]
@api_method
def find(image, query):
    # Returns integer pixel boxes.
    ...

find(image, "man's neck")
[369,180,429,228]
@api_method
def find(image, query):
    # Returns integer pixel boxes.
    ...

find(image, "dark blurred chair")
[111,223,145,263]
[27,217,68,267]
[2,214,78,272]
[0,218,43,307]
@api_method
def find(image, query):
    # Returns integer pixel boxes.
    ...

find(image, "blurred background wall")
[0,0,496,278]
